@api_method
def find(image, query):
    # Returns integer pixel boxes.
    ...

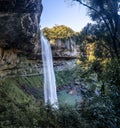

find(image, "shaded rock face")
[0,0,42,52]
[0,0,42,13]
[51,39,80,58]
[0,0,42,77]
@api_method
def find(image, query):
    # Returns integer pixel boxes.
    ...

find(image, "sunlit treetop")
[42,25,79,41]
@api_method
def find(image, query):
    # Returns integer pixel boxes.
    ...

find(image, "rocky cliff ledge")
[0,0,42,77]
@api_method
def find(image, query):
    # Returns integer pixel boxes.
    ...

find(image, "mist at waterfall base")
[41,33,58,108]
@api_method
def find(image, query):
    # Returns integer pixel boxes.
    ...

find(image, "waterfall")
[41,33,58,108]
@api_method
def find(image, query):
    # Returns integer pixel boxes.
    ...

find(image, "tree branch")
[74,0,113,37]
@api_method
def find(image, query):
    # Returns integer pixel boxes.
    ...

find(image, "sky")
[40,0,92,32]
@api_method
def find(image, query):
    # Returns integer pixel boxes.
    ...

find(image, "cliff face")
[0,0,79,78]
[51,39,80,58]
[0,0,42,52]
[0,0,42,77]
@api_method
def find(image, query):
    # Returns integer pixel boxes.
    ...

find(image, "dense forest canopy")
[72,0,120,59]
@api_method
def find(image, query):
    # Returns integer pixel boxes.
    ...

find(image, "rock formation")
[51,39,80,58]
[0,0,42,52]
[0,0,43,77]
[0,0,79,78]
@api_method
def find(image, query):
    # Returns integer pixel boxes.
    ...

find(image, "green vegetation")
[0,0,120,127]
[56,70,75,86]
[42,25,79,43]
[0,66,119,127]
[0,76,43,104]
[73,0,120,59]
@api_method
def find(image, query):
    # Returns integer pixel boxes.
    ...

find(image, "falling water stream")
[41,33,58,108]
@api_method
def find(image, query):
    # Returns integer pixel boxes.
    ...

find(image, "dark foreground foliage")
[0,93,120,128]
[0,59,120,128]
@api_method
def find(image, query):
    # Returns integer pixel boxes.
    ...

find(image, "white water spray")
[41,33,58,108]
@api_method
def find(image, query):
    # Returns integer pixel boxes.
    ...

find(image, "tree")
[42,25,78,41]
[71,0,120,59]
[79,23,114,59]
